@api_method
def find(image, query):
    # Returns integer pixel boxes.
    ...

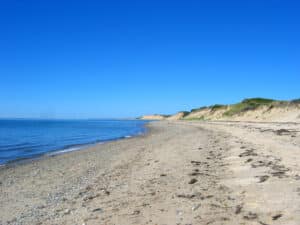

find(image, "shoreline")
[1,121,300,224]
[0,122,150,169]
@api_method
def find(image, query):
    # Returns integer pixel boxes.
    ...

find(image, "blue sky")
[0,0,299,118]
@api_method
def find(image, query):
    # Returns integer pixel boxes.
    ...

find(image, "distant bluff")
[139,98,300,123]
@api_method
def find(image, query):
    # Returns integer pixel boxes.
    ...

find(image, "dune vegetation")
[141,98,300,122]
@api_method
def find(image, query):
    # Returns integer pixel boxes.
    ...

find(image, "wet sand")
[1,121,300,225]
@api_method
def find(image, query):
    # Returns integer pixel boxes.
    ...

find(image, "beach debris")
[257,175,269,183]
[176,210,183,216]
[239,149,258,157]
[221,217,230,221]
[132,210,140,215]
[192,204,201,211]
[235,205,243,214]
[64,209,71,215]
[272,213,282,220]
[36,205,46,209]
[245,158,253,163]
[243,212,258,220]
[160,174,167,177]
[188,178,198,184]
[275,129,291,136]
[191,161,201,166]
[83,193,100,202]
[176,194,196,199]
[258,221,269,225]
[92,208,103,213]
[294,174,300,180]
[270,165,289,178]
[188,172,201,176]
[100,188,110,195]
[251,160,272,168]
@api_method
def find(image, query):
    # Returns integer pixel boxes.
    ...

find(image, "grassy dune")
[174,98,300,122]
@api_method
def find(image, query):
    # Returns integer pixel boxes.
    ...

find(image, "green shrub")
[209,104,226,111]
[180,111,190,117]
[190,106,207,112]
[223,98,275,117]
[241,98,275,105]
[291,98,300,104]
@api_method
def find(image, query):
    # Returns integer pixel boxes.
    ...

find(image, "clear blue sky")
[0,0,299,118]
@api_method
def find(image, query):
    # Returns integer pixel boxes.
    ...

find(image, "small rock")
[188,178,198,184]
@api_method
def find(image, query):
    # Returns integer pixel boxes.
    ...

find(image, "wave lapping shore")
[0,119,148,165]
[1,121,300,224]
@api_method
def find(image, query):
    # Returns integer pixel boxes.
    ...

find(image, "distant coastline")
[139,97,300,123]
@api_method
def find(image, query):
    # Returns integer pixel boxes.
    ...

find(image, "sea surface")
[0,119,149,165]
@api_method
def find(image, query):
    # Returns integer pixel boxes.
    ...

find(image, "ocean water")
[0,119,149,165]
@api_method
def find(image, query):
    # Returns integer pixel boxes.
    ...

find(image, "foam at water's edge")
[46,131,146,157]
[47,147,82,156]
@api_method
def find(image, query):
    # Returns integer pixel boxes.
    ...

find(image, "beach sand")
[1,121,300,225]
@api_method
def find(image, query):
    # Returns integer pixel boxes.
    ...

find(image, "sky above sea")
[0,0,299,118]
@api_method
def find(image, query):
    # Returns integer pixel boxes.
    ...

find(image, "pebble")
[176,210,183,216]
[188,178,198,184]
[192,204,201,211]
[64,209,71,215]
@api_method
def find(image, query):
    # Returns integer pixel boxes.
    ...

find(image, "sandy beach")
[1,121,300,225]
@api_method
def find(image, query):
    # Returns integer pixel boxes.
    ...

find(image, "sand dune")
[141,98,300,123]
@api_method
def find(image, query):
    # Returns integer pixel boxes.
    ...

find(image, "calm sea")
[0,119,149,165]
